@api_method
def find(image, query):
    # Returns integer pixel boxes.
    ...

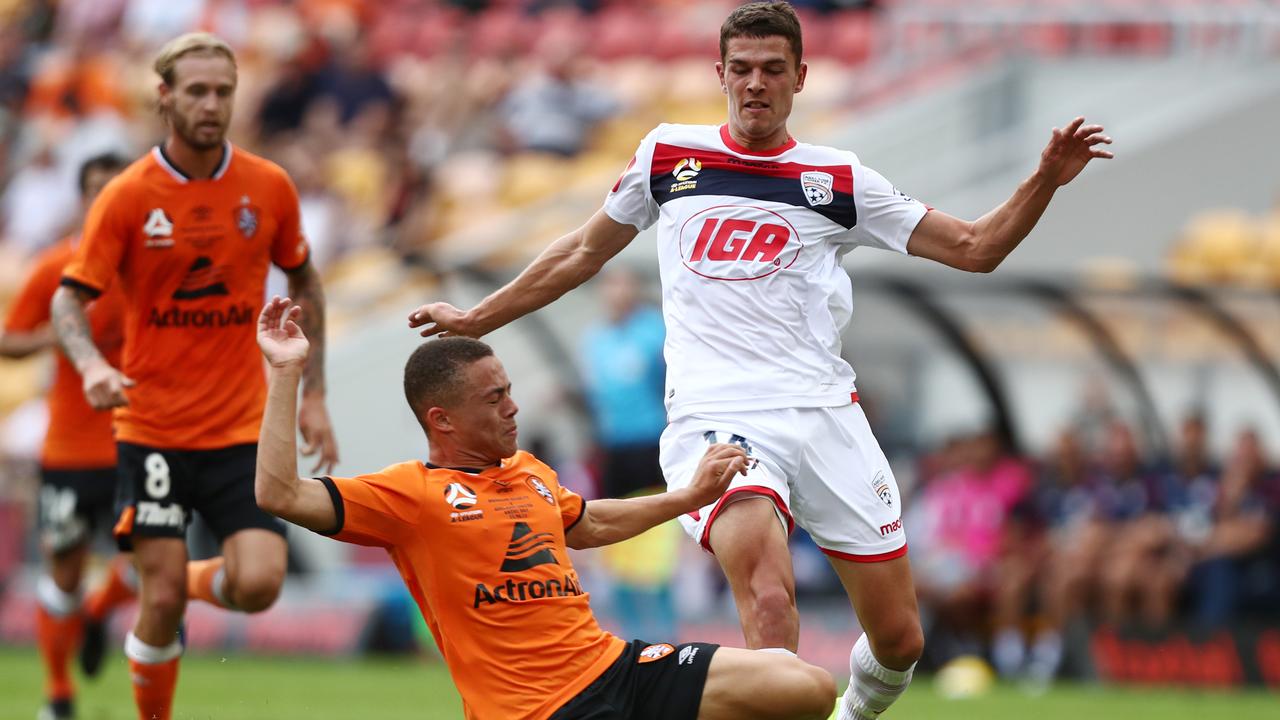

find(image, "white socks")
[758,647,797,656]
[124,632,183,664]
[36,575,81,617]
[838,634,914,720]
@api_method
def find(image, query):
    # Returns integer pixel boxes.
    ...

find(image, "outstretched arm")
[566,444,749,550]
[408,209,638,338]
[0,326,55,359]
[254,296,339,533]
[907,117,1114,273]
[285,262,339,474]
[50,285,133,409]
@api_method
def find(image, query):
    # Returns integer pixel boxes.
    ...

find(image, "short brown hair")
[720,2,803,65]
[403,338,496,430]
[153,32,237,86]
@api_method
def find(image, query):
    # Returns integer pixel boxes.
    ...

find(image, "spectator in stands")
[1,137,77,254]
[579,265,677,642]
[906,430,1032,665]
[497,36,619,156]
[1097,420,1167,628]
[1183,428,1275,628]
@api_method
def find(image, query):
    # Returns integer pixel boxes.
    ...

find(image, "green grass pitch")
[1,646,1276,719]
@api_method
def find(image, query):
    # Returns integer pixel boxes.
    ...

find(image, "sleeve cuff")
[59,276,103,299]
[277,248,311,274]
[315,476,345,536]
[564,495,587,533]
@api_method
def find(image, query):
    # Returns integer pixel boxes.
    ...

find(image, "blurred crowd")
[906,411,1280,680]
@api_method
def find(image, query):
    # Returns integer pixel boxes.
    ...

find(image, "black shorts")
[600,445,664,499]
[114,441,285,551]
[550,640,719,720]
[39,466,117,554]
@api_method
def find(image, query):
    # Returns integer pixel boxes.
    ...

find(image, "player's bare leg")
[127,536,187,720]
[829,555,924,720]
[35,544,89,720]
[219,529,287,612]
[697,647,836,720]
[706,497,798,651]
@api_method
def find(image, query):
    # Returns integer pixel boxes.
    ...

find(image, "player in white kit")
[408,3,1113,718]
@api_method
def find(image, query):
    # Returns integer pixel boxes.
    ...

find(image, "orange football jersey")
[61,144,310,449]
[4,236,124,468]
[321,451,627,720]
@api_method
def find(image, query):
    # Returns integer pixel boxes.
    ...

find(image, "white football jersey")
[603,123,928,421]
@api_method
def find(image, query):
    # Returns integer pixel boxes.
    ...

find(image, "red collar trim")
[719,124,796,156]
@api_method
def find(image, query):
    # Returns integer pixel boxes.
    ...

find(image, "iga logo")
[679,205,801,281]
[672,158,702,181]
[444,482,477,510]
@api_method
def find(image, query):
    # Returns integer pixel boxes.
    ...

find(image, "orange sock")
[128,656,180,720]
[35,605,81,701]
[85,557,138,621]
[186,557,230,609]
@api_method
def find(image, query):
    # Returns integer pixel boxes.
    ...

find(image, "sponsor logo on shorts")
[639,643,676,663]
[872,470,893,508]
[879,518,903,536]
[678,645,699,665]
[136,501,185,528]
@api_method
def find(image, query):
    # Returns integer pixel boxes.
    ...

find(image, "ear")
[715,61,727,94]
[425,406,452,435]
[794,61,807,94]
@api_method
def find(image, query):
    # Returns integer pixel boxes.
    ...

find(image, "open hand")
[1038,117,1113,187]
[258,296,309,369]
[685,443,751,509]
[407,302,478,338]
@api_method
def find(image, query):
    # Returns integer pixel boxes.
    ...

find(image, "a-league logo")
[800,171,834,206]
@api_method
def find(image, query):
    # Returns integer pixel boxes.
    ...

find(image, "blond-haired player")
[51,33,337,720]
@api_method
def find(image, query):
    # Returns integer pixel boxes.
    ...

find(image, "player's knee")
[227,571,282,613]
[872,619,924,669]
[143,578,187,621]
[744,582,796,627]
[777,661,836,720]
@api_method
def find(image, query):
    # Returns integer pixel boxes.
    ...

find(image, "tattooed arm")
[285,261,338,473]
[50,285,133,409]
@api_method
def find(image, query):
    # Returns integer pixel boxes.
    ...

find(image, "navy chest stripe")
[651,169,857,229]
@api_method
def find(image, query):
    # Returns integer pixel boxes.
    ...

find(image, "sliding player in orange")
[50,33,336,720]
[1,153,137,720]
[254,296,835,720]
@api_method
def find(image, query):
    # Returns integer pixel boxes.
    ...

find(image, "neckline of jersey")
[424,460,498,475]
[153,141,233,183]
[719,124,796,157]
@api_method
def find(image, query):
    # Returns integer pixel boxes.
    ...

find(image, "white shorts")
[659,400,907,562]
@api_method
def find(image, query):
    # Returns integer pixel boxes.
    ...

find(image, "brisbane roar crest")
[234,198,260,239]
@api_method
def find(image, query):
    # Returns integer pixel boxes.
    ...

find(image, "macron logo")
[879,518,903,536]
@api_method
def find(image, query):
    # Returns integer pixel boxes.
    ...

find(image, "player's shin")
[125,631,182,720]
[35,575,82,705]
[837,634,914,720]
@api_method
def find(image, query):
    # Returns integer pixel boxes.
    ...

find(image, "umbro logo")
[501,522,558,572]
